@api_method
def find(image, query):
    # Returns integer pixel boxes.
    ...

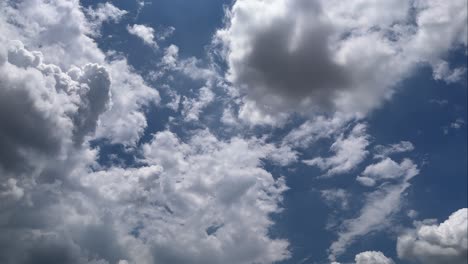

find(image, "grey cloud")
[71,63,111,144]
[217,0,468,122]
[240,12,348,107]
[0,40,111,175]
[220,0,350,112]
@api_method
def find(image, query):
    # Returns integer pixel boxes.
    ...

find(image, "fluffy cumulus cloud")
[356,158,419,187]
[95,59,159,146]
[0,0,159,147]
[0,39,110,175]
[0,2,296,262]
[1,0,466,263]
[332,251,394,264]
[397,208,468,264]
[79,130,296,264]
[216,0,467,121]
[0,38,123,264]
[127,24,158,48]
[87,130,294,264]
[86,2,128,32]
[355,251,394,264]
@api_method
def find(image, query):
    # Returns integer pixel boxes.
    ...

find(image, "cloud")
[127,24,158,48]
[86,2,128,33]
[374,141,415,159]
[0,39,111,175]
[355,251,395,264]
[95,59,159,146]
[356,158,419,187]
[0,0,160,263]
[216,0,467,122]
[321,189,350,210]
[0,11,297,263]
[397,208,468,264]
[303,123,369,177]
[329,158,419,260]
[451,118,465,129]
[431,60,467,84]
[181,86,215,121]
[282,114,350,148]
[0,0,159,147]
[86,129,293,264]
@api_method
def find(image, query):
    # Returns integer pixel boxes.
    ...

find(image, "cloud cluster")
[0,2,299,263]
[217,0,467,122]
[397,208,468,264]
[76,130,296,264]
[0,0,159,147]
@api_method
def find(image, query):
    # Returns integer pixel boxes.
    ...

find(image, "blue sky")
[0,1,466,264]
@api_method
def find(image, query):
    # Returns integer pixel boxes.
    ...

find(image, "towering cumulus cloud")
[0,40,110,176]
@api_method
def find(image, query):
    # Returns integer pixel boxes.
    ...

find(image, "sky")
[0,0,466,264]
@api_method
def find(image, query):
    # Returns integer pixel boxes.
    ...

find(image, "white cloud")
[321,189,350,210]
[303,124,369,177]
[95,59,159,146]
[283,114,350,148]
[397,208,468,264]
[0,0,159,147]
[238,99,290,127]
[0,27,299,263]
[431,60,466,84]
[86,2,128,33]
[374,141,415,159]
[356,158,419,187]
[0,39,111,173]
[96,129,293,264]
[181,86,215,121]
[355,251,395,264]
[161,44,179,68]
[407,209,419,219]
[127,24,158,48]
[329,158,419,260]
[451,118,465,129]
[216,0,467,122]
